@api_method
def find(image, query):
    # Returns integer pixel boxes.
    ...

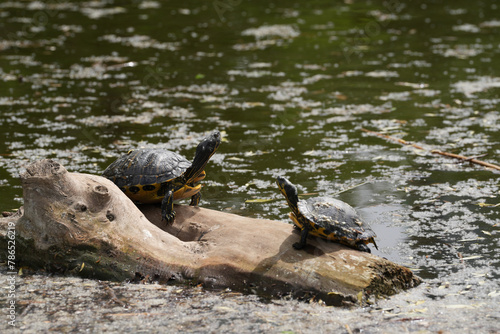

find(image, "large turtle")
[102,131,221,223]
[276,177,378,252]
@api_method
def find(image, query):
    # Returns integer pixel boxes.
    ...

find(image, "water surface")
[1,0,499,329]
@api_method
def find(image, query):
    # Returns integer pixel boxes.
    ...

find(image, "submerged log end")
[367,261,421,298]
[351,259,421,307]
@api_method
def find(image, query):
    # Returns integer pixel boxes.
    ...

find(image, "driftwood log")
[0,159,421,306]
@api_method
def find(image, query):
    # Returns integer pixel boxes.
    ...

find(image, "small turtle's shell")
[298,197,376,245]
[102,149,191,201]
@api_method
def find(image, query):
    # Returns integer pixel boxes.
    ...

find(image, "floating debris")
[100,34,180,50]
[81,7,127,19]
[365,70,399,78]
[452,76,500,98]
[241,25,300,40]
[452,23,481,33]
[245,198,273,203]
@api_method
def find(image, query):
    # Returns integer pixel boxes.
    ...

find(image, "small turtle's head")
[276,176,299,209]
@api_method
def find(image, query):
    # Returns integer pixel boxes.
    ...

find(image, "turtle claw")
[292,225,309,250]
[293,242,305,250]
[162,210,175,225]
[356,243,371,253]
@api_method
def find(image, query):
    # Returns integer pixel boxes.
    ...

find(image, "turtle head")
[195,130,221,159]
[276,176,299,210]
[184,131,221,182]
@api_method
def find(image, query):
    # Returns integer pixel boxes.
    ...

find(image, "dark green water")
[1,0,499,303]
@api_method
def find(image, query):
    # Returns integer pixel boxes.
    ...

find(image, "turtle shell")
[297,196,376,246]
[102,149,193,203]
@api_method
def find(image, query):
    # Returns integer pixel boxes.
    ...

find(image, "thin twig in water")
[334,180,371,196]
[430,150,500,171]
[361,128,500,171]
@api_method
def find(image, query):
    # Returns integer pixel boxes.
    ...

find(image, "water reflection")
[358,204,407,263]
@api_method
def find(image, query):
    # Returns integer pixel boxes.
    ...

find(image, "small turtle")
[102,131,221,223]
[276,177,378,252]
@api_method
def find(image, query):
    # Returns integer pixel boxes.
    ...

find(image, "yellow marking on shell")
[142,185,157,192]
[123,186,157,203]
[123,184,201,204]
[314,227,329,238]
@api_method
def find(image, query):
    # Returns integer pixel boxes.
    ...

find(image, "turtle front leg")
[189,192,201,206]
[293,224,310,250]
[161,183,176,224]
